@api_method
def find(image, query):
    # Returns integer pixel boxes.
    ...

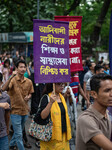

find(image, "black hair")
[88,61,95,69]
[31,61,34,68]
[42,83,53,96]
[19,55,26,60]
[13,58,19,66]
[94,64,104,73]
[90,73,112,93]
[15,59,26,68]
[6,52,10,55]
[88,62,92,69]
[30,54,33,60]
[4,59,10,67]
[85,60,91,67]
[0,73,3,82]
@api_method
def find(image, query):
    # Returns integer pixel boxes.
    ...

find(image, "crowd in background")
[0,50,111,150]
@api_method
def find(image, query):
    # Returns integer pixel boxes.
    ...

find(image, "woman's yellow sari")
[40,93,71,150]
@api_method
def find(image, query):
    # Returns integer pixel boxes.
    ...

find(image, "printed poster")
[33,19,71,83]
[55,16,83,72]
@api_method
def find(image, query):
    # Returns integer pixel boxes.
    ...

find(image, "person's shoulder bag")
[28,94,53,141]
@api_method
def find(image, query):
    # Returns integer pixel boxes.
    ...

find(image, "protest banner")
[55,16,83,72]
[33,19,71,83]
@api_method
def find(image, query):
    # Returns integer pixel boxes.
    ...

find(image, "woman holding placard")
[39,83,71,150]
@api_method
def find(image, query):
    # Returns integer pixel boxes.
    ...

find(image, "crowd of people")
[0,50,112,150]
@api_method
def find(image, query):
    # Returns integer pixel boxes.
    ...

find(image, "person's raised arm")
[2,71,17,91]
[41,94,55,119]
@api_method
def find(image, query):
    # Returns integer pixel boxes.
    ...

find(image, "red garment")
[70,73,80,103]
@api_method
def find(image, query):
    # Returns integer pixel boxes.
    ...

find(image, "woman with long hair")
[2,59,10,84]
[39,83,71,150]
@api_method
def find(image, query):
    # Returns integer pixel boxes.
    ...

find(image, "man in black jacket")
[29,62,45,115]
[28,62,45,148]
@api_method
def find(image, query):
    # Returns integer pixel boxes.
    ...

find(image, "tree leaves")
[0,0,112,54]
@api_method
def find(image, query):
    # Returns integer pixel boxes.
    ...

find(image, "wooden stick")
[53,83,55,95]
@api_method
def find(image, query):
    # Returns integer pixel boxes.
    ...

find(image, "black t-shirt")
[35,94,67,132]
[34,95,50,125]
[28,73,45,114]
[58,102,67,133]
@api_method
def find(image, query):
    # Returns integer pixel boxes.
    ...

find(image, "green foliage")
[0,0,111,54]
[76,0,103,36]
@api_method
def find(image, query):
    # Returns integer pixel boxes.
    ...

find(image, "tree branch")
[64,0,81,15]
[90,0,112,48]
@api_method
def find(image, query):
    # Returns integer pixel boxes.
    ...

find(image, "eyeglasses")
[56,83,65,86]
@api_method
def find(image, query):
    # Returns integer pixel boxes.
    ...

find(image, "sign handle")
[53,83,55,95]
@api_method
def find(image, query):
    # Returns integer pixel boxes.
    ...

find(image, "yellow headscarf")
[48,92,71,141]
